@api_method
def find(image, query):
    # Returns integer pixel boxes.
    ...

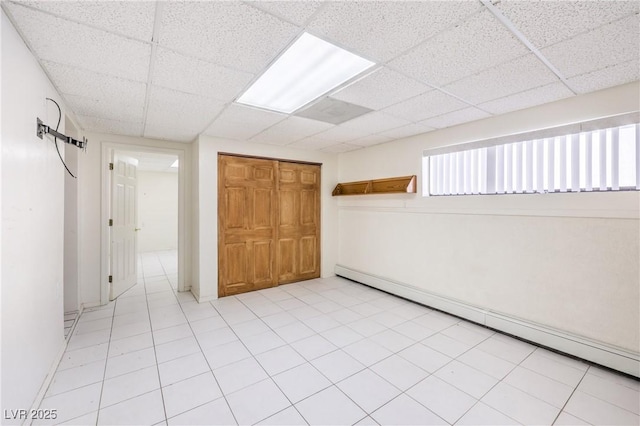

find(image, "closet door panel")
[277,162,321,284]
[219,155,277,297]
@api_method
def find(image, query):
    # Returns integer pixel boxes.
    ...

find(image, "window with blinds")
[424,123,640,196]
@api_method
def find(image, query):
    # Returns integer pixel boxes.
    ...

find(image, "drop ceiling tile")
[77,115,143,137]
[43,61,147,100]
[42,61,146,123]
[567,59,640,94]
[540,14,640,79]
[14,0,156,41]
[340,111,412,135]
[420,107,491,129]
[249,116,334,146]
[496,0,640,49]
[246,1,324,26]
[5,3,151,82]
[153,48,254,102]
[306,125,369,144]
[388,9,529,86]
[144,86,226,143]
[444,54,559,105]
[351,134,394,147]
[321,144,361,154]
[159,1,300,73]
[308,1,483,62]
[382,91,468,123]
[64,94,144,123]
[288,135,341,151]
[478,82,574,116]
[331,67,432,110]
[204,104,285,141]
[378,123,434,140]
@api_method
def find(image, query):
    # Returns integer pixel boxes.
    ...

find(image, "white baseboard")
[191,287,218,303]
[335,264,640,378]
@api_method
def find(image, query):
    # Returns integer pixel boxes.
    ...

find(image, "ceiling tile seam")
[469,79,571,108]
[196,102,242,140]
[142,1,164,138]
[72,114,143,126]
[429,86,495,116]
[250,117,334,145]
[378,5,486,66]
[375,85,494,123]
[371,63,498,116]
[535,11,640,51]
[0,3,87,131]
[153,44,257,78]
[241,0,327,28]
[479,0,578,96]
[232,109,291,141]
[39,58,150,87]
[300,2,330,27]
[149,82,241,104]
[5,1,154,45]
[569,58,640,82]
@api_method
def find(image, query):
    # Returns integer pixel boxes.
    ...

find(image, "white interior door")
[110,153,138,300]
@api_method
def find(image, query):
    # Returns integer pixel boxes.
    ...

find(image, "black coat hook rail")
[37,118,88,149]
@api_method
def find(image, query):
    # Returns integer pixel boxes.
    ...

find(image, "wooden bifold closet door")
[218,154,321,297]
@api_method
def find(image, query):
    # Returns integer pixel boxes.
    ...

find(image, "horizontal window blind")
[425,122,639,196]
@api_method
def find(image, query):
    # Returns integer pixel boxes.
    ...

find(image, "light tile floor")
[64,311,79,339]
[38,250,639,425]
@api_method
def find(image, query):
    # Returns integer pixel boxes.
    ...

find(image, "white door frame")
[101,141,188,305]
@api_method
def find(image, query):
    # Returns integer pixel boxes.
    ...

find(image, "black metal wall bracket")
[37,118,88,150]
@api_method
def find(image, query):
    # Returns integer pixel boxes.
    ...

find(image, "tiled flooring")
[38,250,639,425]
[64,311,79,339]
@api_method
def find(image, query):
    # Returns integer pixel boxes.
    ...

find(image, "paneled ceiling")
[3,1,638,153]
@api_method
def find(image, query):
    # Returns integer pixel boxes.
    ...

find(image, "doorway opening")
[101,144,186,305]
[134,152,179,297]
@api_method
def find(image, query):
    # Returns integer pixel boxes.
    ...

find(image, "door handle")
[134,228,141,232]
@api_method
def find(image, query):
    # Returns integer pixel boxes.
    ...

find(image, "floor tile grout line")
[550,366,590,425]
[233,285,428,424]
[94,296,118,425]
[168,275,241,425]
[348,317,517,424]
[212,297,309,425]
[142,271,171,425]
[42,252,639,425]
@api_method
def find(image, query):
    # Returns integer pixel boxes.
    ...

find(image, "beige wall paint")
[337,82,640,354]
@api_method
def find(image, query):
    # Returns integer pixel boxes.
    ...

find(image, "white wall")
[63,118,79,313]
[1,10,73,418]
[192,136,339,302]
[77,133,191,306]
[137,170,178,252]
[337,82,640,368]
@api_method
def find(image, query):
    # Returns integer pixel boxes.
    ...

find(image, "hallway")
[37,251,639,425]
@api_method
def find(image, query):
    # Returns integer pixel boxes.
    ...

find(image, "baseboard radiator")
[335,264,640,378]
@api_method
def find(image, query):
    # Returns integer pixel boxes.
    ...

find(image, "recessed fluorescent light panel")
[236,32,376,114]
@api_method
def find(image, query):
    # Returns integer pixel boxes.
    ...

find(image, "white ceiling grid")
[3,0,638,153]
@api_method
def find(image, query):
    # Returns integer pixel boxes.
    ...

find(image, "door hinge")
[109,219,113,226]
[109,162,114,170]
[108,275,112,283]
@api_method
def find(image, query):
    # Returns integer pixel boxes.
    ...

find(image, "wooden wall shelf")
[332,175,417,196]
